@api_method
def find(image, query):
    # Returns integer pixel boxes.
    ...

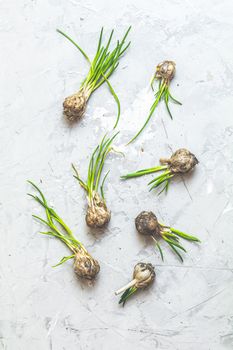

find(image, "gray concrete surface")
[1,0,233,349]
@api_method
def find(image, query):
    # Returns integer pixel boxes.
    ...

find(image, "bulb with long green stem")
[135,211,200,262]
[115,262,155,306]
[127,60,181,144]
[28,181,100,280]
[57,26,131,127]
[72,133,120,228]
[121,148,198,195]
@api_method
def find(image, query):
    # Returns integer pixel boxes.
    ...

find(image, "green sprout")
[27,181,100,280]
[135,211,200,262]
[121,148,198,195]
[128,60,181,144]
[57,26,131,127]
[72,133,120,228]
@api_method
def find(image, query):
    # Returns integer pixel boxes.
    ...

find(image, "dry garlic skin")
[86,192,111,228]
[74,250,100,280]
[166,148,198,173]
[63,90,88,122]
[155,60,176,81]
[135,211,160,236]
[133,262,155,288]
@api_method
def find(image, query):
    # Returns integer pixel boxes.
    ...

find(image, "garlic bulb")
[63,89,89,122]
[115,262,155,305]
[135,211,160,236]
[74,249,100,280]
[86,192,111,228]
[160,148,198,174]
[155,60,176,82]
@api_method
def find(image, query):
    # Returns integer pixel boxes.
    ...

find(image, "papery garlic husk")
[73,248,100,280]
[86,192,111,228]
[135,211,161,237]
[155,60,176,82]
[63,88,90,122]
[160,148,198,174]
[133,262,155,289]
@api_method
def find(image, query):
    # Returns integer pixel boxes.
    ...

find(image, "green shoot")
[121,165,167,180]
[170,227,201,242]
[121,164,174,195]
[158,225,200,262]
[52,255,75,268]
[127,82,166,144]
[152,236,164,261]
[119,286,137,306]
[73,133,118,203]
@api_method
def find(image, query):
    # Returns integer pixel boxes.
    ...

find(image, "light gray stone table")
[1,0,233,349]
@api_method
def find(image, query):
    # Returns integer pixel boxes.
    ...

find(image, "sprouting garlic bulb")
[155,60,176,82]
[86,192,111,228]
[115,262,155,297]
[135,211,161,236]
[133,262,155,289]
[63,90,88,122]
[160,148,198,174]
[74,249,100,280]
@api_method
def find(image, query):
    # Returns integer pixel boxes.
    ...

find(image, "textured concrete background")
[1,0,233,349]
